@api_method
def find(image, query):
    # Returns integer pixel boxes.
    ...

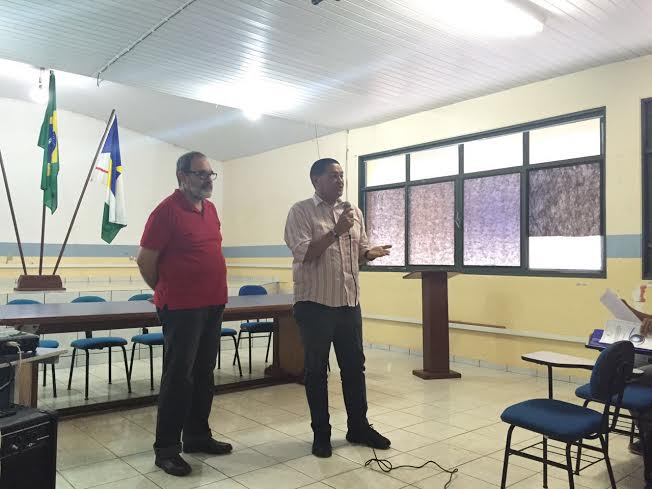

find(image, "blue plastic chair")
[234,285,274,374]
[127,293,164,390]
[66,296,131,400]
[218,326,242,377]
[499,341,634,489]
[8,299,59,397]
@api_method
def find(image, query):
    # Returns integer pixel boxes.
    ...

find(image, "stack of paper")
[599,289,652,350]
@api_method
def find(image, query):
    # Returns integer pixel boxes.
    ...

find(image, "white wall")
[221,131,347,246]
[0,97,223,249]
[222,53,652,244]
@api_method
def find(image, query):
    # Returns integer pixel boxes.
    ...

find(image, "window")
[360,109,605,277]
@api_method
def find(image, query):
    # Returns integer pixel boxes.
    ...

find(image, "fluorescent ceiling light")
[199,77,301,117]
[242,108,261,121]
[0,59,39,81]
[413,0,545,38]
[29,86,48,104]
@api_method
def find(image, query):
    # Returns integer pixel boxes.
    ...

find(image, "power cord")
[364,447,459,489]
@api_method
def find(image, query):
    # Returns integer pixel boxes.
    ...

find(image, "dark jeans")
[632,364,652,487]
[154,305,224,458]
[293,301,368,435]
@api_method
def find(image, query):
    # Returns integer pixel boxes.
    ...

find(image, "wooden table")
[0,294,303,415]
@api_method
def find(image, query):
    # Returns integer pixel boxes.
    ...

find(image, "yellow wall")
[220,54,652,372]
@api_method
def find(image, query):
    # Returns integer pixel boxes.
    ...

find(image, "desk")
[522,351,595,398]
[1,347,66,408]
[587,329,652,356]
[0,295,302,415]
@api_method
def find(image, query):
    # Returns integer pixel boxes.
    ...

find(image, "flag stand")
[16,200,65,289]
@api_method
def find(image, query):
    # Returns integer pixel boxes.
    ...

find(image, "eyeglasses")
[185,170,218,181]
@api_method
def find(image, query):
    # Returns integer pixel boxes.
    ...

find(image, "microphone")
[340,201,359,239]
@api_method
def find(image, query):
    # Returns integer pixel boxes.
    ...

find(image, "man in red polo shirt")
[137,151,231,477]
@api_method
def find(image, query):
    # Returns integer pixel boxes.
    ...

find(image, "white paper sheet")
[600,289,641,324]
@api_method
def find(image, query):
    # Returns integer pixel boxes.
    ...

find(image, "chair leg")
[574,440,582,475]
[232,336,242,377]
[599,434,617,489]
[248,332,252,375]
[265,332,272,363]
[543,436,548,489]
[121,346,132,393]
[565,443,575,489]
[108,347,112,384]
[129,343,136,382]
[51,364,57,398]
[500,425,515,489]
[67,348,77,390]
[149,345,154,391]
[233,331,242,365]
[42,363,47,387]
[84,350,90,401]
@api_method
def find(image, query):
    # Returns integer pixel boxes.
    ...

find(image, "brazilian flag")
[37,71,59,213]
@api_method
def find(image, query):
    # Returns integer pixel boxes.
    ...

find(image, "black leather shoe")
[155,454,192,476]
[312,434,332,458]
[183,438,233,455]
[346,424,391,449]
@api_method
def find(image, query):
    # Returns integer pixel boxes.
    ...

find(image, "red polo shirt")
[140,189,228,310]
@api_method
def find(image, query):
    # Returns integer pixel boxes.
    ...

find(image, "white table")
[522,351,595,399]
[1,347,67,407]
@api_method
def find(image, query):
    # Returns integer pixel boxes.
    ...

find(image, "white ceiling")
[2,0,652,158]
[0,65,336,162]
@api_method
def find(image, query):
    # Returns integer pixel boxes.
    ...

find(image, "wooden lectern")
[404,271,461,380]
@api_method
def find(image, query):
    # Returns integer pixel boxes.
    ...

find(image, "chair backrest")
[589,340,634,402]
[8,299,41,305]
[128,293,153,333]
[71,296,106,338]
[72,296,106,304]
[128,293,153,301]
[239,285,267,296]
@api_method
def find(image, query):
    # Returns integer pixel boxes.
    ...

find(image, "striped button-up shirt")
[284,194,370,308]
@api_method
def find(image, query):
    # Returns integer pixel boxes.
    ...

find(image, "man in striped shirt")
[284,157,392,458]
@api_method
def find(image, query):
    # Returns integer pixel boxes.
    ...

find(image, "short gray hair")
[176,151,206,185]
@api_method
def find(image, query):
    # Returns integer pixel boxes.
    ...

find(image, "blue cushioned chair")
[573,378,652,473]
[67,296,131,400]
[8,299,59,397]
[127,293,164,391]
[500,341,634,489]
[234,285,274,374]
[218,326,242,376]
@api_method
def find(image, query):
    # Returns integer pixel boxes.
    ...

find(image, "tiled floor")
[38,347,257,411]
[53,348,645,489]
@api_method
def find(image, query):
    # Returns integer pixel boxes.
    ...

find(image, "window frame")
[642,99,652,279]
[359,107,606,278]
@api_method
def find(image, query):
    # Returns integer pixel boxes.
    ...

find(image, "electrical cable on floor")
[364,447,459,489]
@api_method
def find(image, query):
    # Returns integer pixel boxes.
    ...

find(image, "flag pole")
[0,149,28,275]
[52,109,115,275]
[38,204,46,275]
[52,110,116,276]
